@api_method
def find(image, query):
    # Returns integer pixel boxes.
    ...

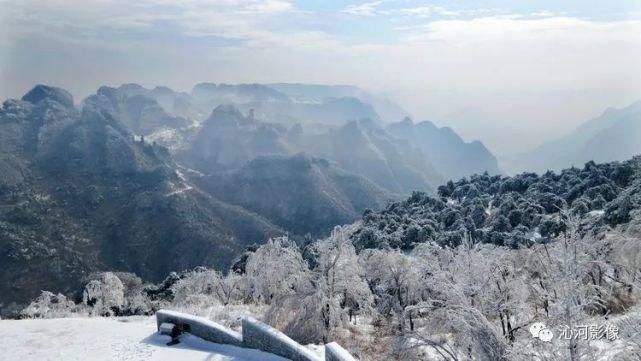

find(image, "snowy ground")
[0,316,288,361]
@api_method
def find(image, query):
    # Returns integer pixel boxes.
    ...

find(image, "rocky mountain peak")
[22,85,74,109]
[206,104,250,126]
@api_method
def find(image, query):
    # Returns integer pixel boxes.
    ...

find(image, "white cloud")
[343,1,459,19]
[397,6,458,18]
[0,0,299,47]
[529,10,562,17]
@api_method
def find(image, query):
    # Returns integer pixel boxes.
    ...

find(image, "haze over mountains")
[108,81,503,193]
[112,81,508,203]
[0,82,504,313]
[507,101,641,174]
[387,117,502,181]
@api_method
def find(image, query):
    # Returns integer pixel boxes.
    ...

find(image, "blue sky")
[296,0,641,41]
[1,0,640,154]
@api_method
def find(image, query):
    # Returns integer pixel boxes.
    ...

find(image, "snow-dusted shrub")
[206,303,269,330]
[20,291,76,319]
[388,214,641,361]
[82,272,125,316]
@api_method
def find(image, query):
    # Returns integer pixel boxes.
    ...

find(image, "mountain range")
[506,101,641,174]
[0,86,286,314]
[0,82,502,315]
[387,117,502,181]
[113,82,501,184]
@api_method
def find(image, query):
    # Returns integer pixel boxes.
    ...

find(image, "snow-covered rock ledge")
[155,310,357,361]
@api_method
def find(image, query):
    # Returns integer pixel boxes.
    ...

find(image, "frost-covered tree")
[519,213,617,360]
[352,157,640,251]
[312,225,373,341]
[406,240,515,360]
[361,248,425,331]
[401,272,509,361]
[171,269,222,310]
[245,236,311,304]
[266,225,372,343]
[82,272,125,316]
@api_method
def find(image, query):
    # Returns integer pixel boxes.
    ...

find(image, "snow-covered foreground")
[0,316,288,361]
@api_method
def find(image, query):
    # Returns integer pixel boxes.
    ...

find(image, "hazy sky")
[1,0,640,156]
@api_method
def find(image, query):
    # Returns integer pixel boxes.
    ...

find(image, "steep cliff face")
[89,86,190,135]
[183,104,291,172]
[197,153,395,236]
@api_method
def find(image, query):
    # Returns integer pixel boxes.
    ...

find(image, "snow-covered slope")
[0,317,288,361]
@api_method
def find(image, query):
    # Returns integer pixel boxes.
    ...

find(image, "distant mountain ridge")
[191,82,383,128]
[97,82,501,185]
[180,102,442,195]
[387,117,503,181]
[507,101,641,174]
[119,83,501,183]
[87,83,504,189]
[266,83,408,123]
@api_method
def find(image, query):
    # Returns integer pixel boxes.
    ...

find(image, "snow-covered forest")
[354,157,641,250]
[21,212,641,360]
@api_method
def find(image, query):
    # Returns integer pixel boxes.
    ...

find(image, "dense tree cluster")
[353,157,641,250]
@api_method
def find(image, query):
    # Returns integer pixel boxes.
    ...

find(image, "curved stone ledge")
[242,317,320,361]
[155,309,354,361]
[325,342,356,361]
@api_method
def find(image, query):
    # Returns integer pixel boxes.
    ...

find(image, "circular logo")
[529,322,546,338]
[529,322,554,342]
